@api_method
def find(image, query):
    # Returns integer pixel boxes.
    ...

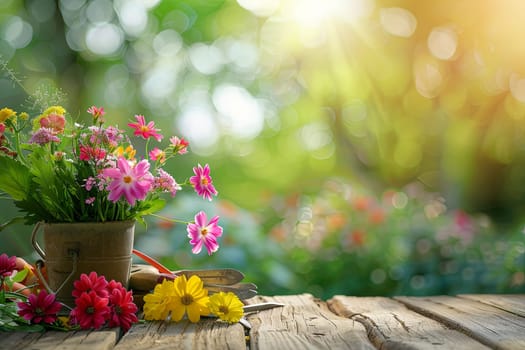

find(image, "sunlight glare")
[428,26,458,61]
[379,7,417,38]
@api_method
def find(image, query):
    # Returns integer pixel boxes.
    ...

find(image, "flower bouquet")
[0,105,245,331]
[0,105,218,228]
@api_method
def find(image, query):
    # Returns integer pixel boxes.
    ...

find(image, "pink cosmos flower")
[102,157,154,206]
[149,147,166,163]
[169,136,189,154]
[108,286,138,332]
[72,271,109,299]
[39,113,65,134]
[70,291,110,330]
[154,168,181,196]
[189,164,218,201]
[128,115,163,141]
[29,127,60,145]
[87,106,105,120]
[187,211,223,255]
[0,253,17,277]
[17,290,62,324]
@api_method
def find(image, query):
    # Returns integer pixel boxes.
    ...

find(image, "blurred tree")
[2,0,525,228]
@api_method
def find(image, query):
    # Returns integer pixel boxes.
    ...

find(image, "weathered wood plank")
[328,295,489,350]
[246,294,374,350]
[114,317,246,350]
[395,295,525,350]
[0,329,119,350]
[460,294,525,318]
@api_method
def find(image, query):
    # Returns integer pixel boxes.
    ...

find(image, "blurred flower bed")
[138,178,525,299]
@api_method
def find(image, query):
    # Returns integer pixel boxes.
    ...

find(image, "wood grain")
[1,329,119,350]
[113,317,246,350]
[328,295,488,350]
[396,295,525,350]
[246,294,374,350]
[460,294,525,317]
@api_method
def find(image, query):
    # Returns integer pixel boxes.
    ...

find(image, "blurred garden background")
[2,0,525,299]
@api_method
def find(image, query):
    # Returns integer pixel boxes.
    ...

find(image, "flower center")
[181,294,193,305]
[123,175,133,183]
[201,177,208,185]
[86,306,95,315]
[200,228,208,236]
[219,306,229,314]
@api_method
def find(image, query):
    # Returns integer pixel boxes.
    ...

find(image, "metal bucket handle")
[31,221,79,297]
[31,221,46,260]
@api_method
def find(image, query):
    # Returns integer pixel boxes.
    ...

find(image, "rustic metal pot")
[31,220,135,307]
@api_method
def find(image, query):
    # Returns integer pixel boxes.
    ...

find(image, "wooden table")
[2,294,525,349]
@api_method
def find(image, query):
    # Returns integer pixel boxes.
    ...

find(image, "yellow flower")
[208,292,244,324]
[171,275,209,323]
[115,145,136,160]
[42,105,66,116]
[0,107,16,123]
[143,279,176,321]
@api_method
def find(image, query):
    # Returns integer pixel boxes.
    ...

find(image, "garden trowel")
[130,249,258,301]
[129,264,258,300]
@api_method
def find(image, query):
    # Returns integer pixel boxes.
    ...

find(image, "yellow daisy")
[0,107,16,123]
[143,279,176,321]
[208,292,244,324]
[171,275,210,323]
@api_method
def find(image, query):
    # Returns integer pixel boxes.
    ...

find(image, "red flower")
[72,271,109,298]
[17,290,62,324]
[70,291,110,329]
[0,253,17,277]
[79,145,106,161]
[108,287,138,332]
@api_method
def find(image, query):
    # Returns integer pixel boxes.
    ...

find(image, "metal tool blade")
[243,302,285,313]
[174,268,245,285]
[206,282,258,300]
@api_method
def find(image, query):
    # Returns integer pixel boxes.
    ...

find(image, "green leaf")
[0,156,31,200]
[10,267,29,283]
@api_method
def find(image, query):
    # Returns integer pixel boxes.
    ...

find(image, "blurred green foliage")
[1,0,525,297]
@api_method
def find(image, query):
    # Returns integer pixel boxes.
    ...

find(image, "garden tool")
[130,249,258,302]
[129,264,258,300]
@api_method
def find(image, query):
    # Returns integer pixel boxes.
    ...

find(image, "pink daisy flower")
[102,157,154,206]
[127,115,163,142]
[70,291,110,330]
[189,164,218,201]
[87,106,105,120]
[187,211,223,255]
[72,271,109,299]
[149,147,166,163]
[17,290,62,324]
[169,136,189,154]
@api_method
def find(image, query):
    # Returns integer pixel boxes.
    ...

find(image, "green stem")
[149,213,190,225]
